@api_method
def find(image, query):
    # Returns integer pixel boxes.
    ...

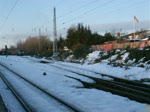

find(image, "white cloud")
[90,20,150,34]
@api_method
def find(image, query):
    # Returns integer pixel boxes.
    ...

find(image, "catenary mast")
[53,7,58,56]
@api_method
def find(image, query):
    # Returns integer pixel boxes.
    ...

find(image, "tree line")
[65,23,116,50]
[8,23,116,58]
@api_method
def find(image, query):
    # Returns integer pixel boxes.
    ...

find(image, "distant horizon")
[0,22,149,50]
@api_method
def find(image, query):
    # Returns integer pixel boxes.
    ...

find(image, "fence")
[91,40,150,51]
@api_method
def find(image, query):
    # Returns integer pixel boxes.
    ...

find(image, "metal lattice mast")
[53,7,57,56]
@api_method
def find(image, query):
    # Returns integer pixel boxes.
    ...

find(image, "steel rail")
[50,64,150,104]
[0,73,31,112]
[52,63,150,88]
[65,75,150,104]
[0,63,85,112]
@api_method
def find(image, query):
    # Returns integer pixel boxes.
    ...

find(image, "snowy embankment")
[66,50,150,80]
[0,56,149,112]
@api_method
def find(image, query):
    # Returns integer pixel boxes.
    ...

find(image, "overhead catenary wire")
[39,0,101,32]
[41,0,117,35]
[36,0,149,37]
[93,0,148,21]
[37,0,65,36]
[57,0,116,35]
[58,0,148,32]
[0,0,19,32]
[57,0,102,19]
[59,0,115,27]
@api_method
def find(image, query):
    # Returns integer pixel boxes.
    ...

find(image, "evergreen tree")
[65,23,116,50]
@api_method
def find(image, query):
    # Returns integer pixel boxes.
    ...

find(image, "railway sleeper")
[108,80,150,93]
[57,64,150,89]
[94,80,150,98]
[85,81,150,104]
[66,75,150,104]
[91,71,150,89]
[95,72,150,89]
[76,73,150,94]
[79,75,150,98]
[93,78,150,95]
[109,76,150,88]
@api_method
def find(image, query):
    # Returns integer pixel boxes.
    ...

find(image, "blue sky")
[0,0,150,49]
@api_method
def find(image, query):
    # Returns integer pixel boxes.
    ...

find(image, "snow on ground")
[62,62,150,80]
[0,77,26,112]
[84,51,101,64]
[0,56,149,112]
[64,51,150,80]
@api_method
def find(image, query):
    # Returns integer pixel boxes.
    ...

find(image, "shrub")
[73,44,93,59]
[95,58,101,63]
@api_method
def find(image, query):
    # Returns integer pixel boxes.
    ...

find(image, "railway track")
[50,63,150,104]
[53,63,150,86]
[0,64,84,112]
[0,73,30,112]
[0,91,7,112]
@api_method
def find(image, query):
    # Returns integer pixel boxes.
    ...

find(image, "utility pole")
[53,7,58,57]
[39,28,41,55]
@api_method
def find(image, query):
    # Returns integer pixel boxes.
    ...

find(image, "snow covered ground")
[0,55,149,112]
[67,50,150,80]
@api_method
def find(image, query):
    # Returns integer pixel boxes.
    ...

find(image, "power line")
[38,0,66,37]
[38,0,61,34]
[57,0,116,34]
[97,0,149,21]
[40,0,103,34]
[60,0,148,29]
[60,0,115,26]
[38,0,148,36]
[57,0,102,19]
[0,0,19,32]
